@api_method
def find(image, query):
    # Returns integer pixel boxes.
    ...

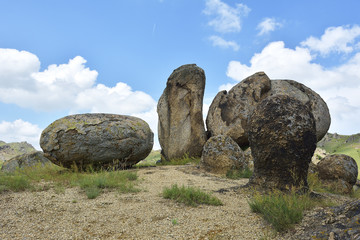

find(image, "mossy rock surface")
[40,114,153,170]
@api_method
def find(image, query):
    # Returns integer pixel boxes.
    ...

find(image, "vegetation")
[135,150,161,167]
[159,154,201,166]
[163,184,223,207]
[226,167,253,179]
[248,188,331,232]
[0,163,139,198]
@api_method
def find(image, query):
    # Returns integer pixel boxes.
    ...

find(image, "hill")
[317,133,360,178]
[0,141,36,162]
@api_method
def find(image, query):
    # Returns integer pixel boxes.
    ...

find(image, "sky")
[0,0,360,150]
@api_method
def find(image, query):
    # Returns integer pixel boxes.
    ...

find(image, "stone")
[269,80,331,142]
[157,64,207,161]
[248,95,317,190]
[286,200,360,240]
[200,135,246,174]
[206,72,271,148]
[1,151,51,173]
[40,113,153,170]
[206,72,330,149]
[316,154,358,193]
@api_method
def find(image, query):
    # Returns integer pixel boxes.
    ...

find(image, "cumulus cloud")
[209,35,240,51]
[225,26,360,135]
[257,17,283,36]
[0,119,42,150]
[203,0,250,33]
[301,25,360,55]
[0,48,159,148]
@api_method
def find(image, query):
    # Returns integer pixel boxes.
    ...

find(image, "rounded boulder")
[317,154,358,193]
[200,135,246,174]
[40,114,153,170]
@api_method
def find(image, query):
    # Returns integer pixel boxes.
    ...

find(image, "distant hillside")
[318,133,360,178]
[0,141,36,162]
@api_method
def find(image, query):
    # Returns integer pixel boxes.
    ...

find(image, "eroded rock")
[1,151,51,173]
[157,64,207,161]
[248,95,317,190]
[40,114,153,170]
[200,135,246,174]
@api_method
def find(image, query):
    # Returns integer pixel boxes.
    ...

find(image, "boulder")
[316,154,358,193]
[1,151,51,173]
[200,135,246,174]
[248,95,317,190]
[206,72,271,148]
[206,72,330,148]
[0,141,36,162]
[269,80,331,142]
[157,64,207,161]
[40,114,153,170]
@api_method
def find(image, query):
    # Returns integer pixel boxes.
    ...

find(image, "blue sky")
[0,0,360,150]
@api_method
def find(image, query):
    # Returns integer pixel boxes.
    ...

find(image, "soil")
[0,164,355,240]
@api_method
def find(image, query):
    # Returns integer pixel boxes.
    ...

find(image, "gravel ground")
[0,165,270,240]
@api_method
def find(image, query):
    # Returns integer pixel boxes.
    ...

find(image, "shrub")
[248,189,317,232]
[163,184,223,207]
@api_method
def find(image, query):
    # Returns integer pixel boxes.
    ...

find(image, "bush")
[248,189,317,232]
[0,174,31,192]
[163,184,223,207]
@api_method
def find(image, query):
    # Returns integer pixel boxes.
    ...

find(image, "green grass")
[163,184,223,207]
[135,150,161,167]
[248,189,328,232]
[159,154,201,166]
[226,167,253,179]
[0,163,139,199]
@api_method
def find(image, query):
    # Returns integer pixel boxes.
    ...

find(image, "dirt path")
[0,165,269,240]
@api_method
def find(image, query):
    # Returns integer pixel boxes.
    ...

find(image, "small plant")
[0,174,31,192]
[163,184,223,207]
[72,199,78,203]
[226,167,253,179]
[85,186,101,199]
[171,219,178,225]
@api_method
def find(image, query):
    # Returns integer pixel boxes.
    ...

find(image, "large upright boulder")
[40,114,153,170]
[157,64,207,161]
[248,95,317,190]
[206,72,330,148]
[206,72,271,148]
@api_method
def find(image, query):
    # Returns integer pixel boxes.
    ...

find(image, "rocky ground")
[0,164,357,240]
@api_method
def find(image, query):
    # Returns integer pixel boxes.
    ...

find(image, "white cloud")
[0,48,159,148]
[0,119,42,150]
[257,17,282,36]
[209,35,240,51]
[225,26,360,135]
[203,0,250,33]
[301,25,360,55]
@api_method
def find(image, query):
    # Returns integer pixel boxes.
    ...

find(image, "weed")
[226,167,253,179]
[85,186,101,199]
[248,188,332,232]
[0,174,31,192]
[163,184,223,207]
[171,219,178,225]
[160,154,201,166]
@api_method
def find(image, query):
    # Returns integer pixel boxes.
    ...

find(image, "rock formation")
[316,154,358,193]
[206,72,271,149]
[200,135,246,174]
[157,64,207,161]
[248,95,317,190]
[40,114,153,170]
[1,151,51,173]
[0,141,36,162]
[206,72,330,148]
